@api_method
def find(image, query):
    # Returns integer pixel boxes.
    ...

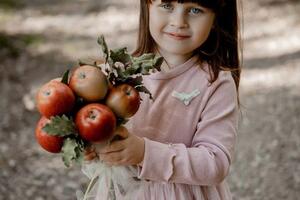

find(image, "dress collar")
[147,55,200,80]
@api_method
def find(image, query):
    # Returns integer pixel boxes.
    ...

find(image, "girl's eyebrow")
[183,2,205,8]
[161,1,206,9]
[184,3,213,12]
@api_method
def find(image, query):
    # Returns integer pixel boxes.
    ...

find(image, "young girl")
[85,0,241,199]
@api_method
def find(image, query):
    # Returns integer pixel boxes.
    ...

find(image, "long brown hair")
[133,0,242,96]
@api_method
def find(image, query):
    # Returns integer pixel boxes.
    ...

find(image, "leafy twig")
[95,35,162,99]
[97,35,109,63]
[42,115,77,137]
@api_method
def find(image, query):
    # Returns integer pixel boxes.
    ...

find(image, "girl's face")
[149,0,215,60]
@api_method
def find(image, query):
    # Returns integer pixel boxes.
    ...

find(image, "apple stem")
[89,111,97,119]
[43,90,51,96]
[79,72,86,79]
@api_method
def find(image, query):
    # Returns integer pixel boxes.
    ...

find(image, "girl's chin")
[159,47,193,57]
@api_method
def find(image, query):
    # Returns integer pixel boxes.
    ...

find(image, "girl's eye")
[159,3,173,11]
[189,7,204,15]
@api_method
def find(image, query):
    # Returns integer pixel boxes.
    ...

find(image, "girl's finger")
[84,151,98,161]
[84,145,95,154]
[99,150,124,163]
[99,140,125,154]
[114,126,129,139]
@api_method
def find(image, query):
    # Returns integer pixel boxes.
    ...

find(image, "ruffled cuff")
[137,138,176,182]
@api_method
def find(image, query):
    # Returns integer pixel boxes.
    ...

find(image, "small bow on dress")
[171,89,200,106]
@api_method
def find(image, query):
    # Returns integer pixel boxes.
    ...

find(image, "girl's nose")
[169,11,188,29]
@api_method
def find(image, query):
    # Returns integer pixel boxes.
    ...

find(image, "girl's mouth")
[164,32,191,40]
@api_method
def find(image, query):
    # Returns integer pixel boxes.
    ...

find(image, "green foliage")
[96,34,163,99]
[110,47,131,64]
[62,138,85,167]
[42,115,86,167]
[97,35,109,63]
[42,115,77,137]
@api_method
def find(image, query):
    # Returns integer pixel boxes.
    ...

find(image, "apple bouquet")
[35,35,163,168]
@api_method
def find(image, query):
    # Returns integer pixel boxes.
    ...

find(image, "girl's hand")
[98,126,145,166]
[84,145,98,161]
[83,126,128,162]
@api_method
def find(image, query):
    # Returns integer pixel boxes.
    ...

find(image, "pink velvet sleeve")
[137,72,239,186]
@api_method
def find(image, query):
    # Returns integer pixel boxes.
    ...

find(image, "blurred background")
[0,0,299,199]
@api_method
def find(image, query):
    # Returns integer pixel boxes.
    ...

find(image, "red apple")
[36,80,75,118]
[75,103,116,143]
[35,116,64,153]
[105,84,140,118]
[69,65,108,102]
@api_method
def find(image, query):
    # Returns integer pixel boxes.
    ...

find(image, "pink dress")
[79,56,238,200]
[125,55,239,200]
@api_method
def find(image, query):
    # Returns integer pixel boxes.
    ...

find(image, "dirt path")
[0,0,299,199]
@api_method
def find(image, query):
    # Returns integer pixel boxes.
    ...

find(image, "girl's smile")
[163,31,191,40]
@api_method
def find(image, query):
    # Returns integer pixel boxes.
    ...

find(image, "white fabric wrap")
[76,160,144,200]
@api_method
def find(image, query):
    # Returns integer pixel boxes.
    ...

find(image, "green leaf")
[61,137,86,167]
[62,138,78,167]
[133,53,154,63]
[135,85,153,99]
[97,35,109,63]
[74,144,84,164]
[122,64,139,77]
[61,70,69,84]
[110,47,132,64]
[153,56,164,71]
[140,61,156,75]
[42,115,77,137]
[130,54,163,76]
[124,76,143,86]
